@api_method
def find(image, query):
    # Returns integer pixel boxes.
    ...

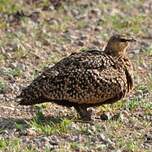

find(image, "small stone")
[71,9,80,17]
[0,130,9,136]
[69,122,78,130]
[144,115,152,121]
[27,128,37,136]
[111,113,124,121]
[98,133,106,143]
[40,136,49,142]
[76,40,84,46]
[49,135,59,145]
[71,135,82,142]
[92,40,101,46]
[0,94,4,100]
[144,133,152,143]
[143,143,151,149]
[80,35,88,40]
[89,8,101,17]
[133,49,140,54]
[75,14,86,20]
[91,125,96,132]
[94,26,102,32]
[100,112,111,120]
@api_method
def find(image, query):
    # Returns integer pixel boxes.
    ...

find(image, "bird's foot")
[74,105,92,122]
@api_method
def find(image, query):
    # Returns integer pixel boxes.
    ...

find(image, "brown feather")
[16,34,135,120]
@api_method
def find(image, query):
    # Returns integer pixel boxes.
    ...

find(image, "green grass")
[49,23,69,32]
[47,52,64,64]
[100,14,146,35]
[6,67,22,77]
[117,138,139,152]
[0,80,6,93]
[147,77,152,98]
[44,12,73,32]
[125,98,139,110]
[0,0,21,14]
[0,53,5,64]
[30,117,72,135]
[76,20,88,29]
[29,107,72,135]
[0,138,35,152]
[0,138,19,151]
[145,45,152,56]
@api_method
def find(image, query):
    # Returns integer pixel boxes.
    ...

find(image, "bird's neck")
[104,45,127,57]
[113,54,134,93]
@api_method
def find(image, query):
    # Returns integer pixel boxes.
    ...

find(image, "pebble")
[97,133,115,149]
[133,49,140,54]
[143,115,152,121]
[92,40,101,46]
[144,133,152,143]
[71,9,80,17]
[100,112,111,120]
[26,128,37,136]
[94,26,102,32]
[80,34,88,40]
[49,135,59,145]
[0,94,4,100]
[76,40,84,46]
[111,113,124,121]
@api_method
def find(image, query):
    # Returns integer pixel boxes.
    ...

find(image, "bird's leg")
[74,105,92,121]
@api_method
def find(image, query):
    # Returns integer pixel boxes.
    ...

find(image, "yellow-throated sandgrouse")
[16,34,136,120]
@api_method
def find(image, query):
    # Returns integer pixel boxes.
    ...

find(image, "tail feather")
[16,96,40,105]
[16,86,46,106]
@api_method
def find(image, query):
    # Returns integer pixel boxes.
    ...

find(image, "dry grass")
[0,0,151,151]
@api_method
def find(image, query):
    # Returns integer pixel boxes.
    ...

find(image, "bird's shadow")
[0,115,73,132]
[0,113,94,134]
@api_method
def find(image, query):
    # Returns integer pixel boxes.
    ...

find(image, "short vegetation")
[0,0,151,152]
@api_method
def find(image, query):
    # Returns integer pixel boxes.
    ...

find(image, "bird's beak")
[126,38,136,42]
[121,38,137,42]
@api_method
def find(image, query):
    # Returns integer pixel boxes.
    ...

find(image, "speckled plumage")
[17,35,135,120]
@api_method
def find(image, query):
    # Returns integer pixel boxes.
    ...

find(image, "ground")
[0,0,152,152]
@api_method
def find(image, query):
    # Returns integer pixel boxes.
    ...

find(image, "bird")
[16,34,136,121]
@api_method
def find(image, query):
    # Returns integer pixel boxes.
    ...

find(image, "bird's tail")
[16,86,46,106]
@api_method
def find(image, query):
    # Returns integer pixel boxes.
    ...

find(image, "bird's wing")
[41,50,127,104]
[17,50,127,105]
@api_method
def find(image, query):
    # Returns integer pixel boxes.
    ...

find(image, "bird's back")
[17,49,133,106]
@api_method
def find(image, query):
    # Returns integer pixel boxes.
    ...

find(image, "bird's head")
[105,34,136,56]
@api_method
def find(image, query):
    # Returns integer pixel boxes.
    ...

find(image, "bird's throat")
[104,46,126,57]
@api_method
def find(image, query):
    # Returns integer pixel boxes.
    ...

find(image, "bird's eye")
[120,39,127,42]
